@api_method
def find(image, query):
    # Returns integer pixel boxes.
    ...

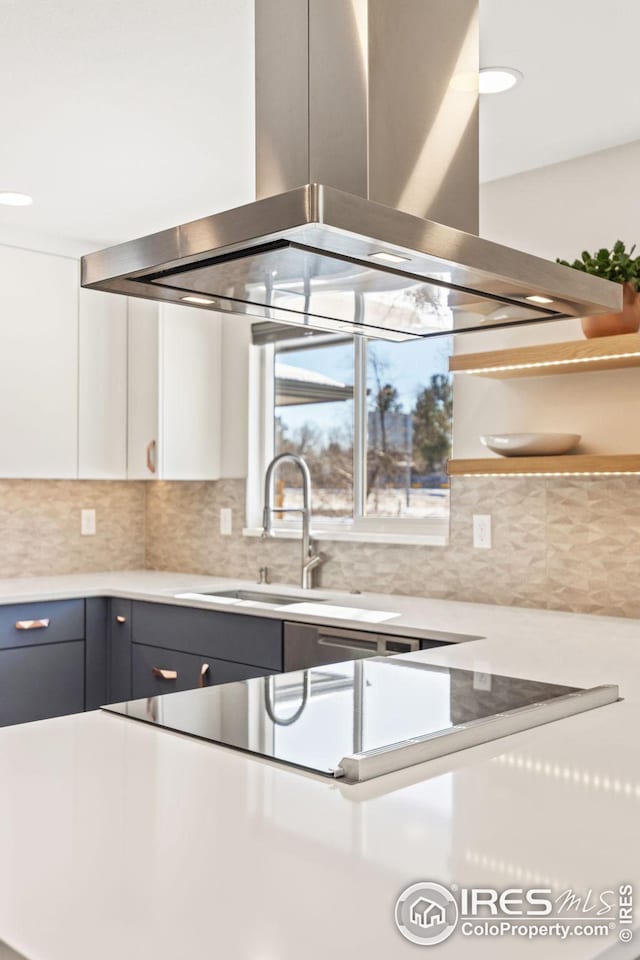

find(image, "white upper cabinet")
[127,300,222,480]
[127,299,159,480]
[0,245,79,478]
[78,288,128,479]
[0,243,221,481]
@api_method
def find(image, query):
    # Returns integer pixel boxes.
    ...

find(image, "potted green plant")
[557,241,640,338]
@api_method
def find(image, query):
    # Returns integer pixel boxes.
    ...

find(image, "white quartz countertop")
[1,568,639,648]
[0,571,639,960]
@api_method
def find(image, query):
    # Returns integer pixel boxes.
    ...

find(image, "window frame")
[246,332,450,544]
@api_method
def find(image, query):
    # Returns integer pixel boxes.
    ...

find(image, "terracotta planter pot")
[581,281,640,338]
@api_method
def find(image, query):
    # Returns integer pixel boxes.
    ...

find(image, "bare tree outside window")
[271,333,452,526]
[365,342,451,520]
[274,339,355,520]
[413,374,453,474]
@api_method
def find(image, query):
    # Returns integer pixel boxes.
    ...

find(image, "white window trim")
[241,526,448,546]
[246,336,450,545]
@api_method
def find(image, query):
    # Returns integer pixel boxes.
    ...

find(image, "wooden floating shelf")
[447,454,640,477]
[449,333,640,379]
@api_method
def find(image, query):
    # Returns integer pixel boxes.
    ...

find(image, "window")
[248,325,452,542]
[275,336,354,521]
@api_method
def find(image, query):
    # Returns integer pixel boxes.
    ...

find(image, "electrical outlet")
[473,514,492,549]
[473,672,492,692]
[220,508,233,536]
[81,509,96,536]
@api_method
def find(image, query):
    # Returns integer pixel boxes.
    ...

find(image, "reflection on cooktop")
[103,658,590,779]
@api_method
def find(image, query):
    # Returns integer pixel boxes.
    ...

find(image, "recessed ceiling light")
[181,295,215,305]
[369,251,411,265]
[479,68,523,95]
[525,295,554,305]
[0,191,33,207]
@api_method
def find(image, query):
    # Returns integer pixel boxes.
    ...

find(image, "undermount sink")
[174,590,400,623]
[199,589,326,606]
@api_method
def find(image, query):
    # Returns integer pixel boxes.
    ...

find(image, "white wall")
[481,139,640,263]
[453,140,640,458]
[0,224,106,259]
[220,315,253,478]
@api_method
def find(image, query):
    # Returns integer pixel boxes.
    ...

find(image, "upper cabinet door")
[159,303,222,480]
[127,299,160,479]
[0,245,79,478]
[127,300,221,480]
[78,288,128,479]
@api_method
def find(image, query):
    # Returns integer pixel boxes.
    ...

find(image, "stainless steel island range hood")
[81,1,620,340]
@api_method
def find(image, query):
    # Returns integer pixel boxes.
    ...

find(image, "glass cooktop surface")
[103,657,590,779]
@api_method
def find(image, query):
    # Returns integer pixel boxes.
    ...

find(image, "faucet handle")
[258,566,270,585]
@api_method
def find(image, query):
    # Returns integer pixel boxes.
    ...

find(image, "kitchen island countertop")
[0,570,638,959]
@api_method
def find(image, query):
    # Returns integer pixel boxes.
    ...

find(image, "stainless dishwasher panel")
[283,622,426,671]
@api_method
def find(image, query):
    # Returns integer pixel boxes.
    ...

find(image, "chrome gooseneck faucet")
[262,453,322,589]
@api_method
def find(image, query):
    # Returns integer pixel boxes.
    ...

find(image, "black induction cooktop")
[103,657,618,783]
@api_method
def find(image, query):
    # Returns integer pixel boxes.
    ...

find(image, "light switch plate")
[473,514,492,549]
[220,508,233,536]
[81,509,96,536]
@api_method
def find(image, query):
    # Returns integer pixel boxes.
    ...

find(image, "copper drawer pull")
[152,667,177,680]
[116,616,127,624]
[146,439,157,474]
[16,619,50,631]
[198,663,210,688]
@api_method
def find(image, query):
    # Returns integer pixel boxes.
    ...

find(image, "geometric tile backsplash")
[145,476,640,619]
[0,480,146,577]
[0,476,637,618]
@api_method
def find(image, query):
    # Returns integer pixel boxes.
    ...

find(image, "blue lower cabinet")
[130,601,283,671]
[131,642,274,700]
[0,641,85,726]
[0,598,87,726]
[0,599,84,651]
[85,598,109,710]
[108,598,133,704]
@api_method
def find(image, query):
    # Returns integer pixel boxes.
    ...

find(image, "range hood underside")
[82,184,621,340]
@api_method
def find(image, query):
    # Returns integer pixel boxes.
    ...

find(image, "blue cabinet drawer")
[0,600,85,650]
[131,602,283,671]
[131,643,274,700]
[0,641,85,726]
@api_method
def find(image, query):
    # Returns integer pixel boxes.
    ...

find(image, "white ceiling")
[479,0,640,182]
[0,0,255,246]
[0,0,639,245]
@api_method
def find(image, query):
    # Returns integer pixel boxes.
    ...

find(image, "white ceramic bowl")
[480,433,581,457]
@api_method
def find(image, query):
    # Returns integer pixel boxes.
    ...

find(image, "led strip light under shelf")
[459,351,640,375]
[457,471,640,477]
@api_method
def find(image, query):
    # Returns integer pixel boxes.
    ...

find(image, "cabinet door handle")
[198,663,210,688]
[152,667,177,680]
[146,440,157,475]
[115,615,127,624]
[16,618,50,631]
